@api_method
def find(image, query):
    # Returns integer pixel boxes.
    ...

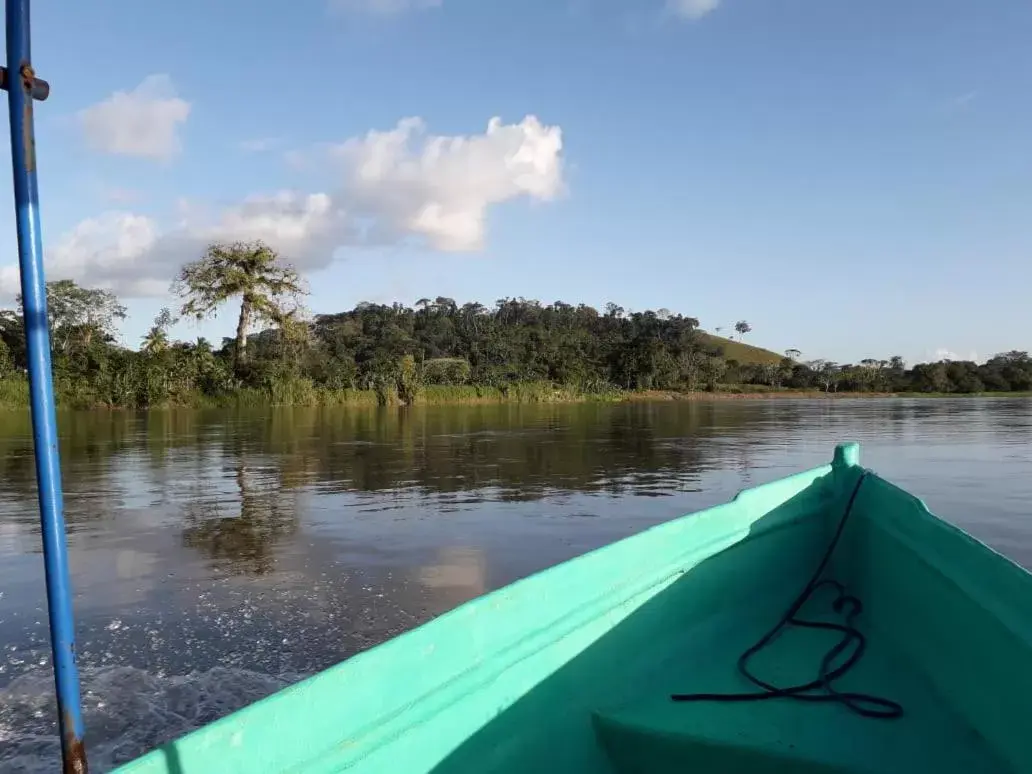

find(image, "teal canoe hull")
[114,443,1031,773]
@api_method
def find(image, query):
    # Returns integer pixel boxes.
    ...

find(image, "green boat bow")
[115,443,1031,773]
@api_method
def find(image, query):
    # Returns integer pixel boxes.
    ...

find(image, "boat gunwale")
[117,463,837,772]
[301,491,836,770]
[855,473,1032,643]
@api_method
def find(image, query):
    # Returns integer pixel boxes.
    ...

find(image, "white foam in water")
[0,665,299,773]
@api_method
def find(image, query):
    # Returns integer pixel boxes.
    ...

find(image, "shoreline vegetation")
[0,377,1028,411]
[2,241,1032,411]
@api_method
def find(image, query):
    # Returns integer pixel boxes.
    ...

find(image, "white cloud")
[331,115,564,250]
[329,0,441,14]
[197,191,346,260]
[0,211,163,297]
[934,348,980,363]
[78,75,191,161]
[3,115,563,299]
[667,0,721,20]
[0,194,344,298]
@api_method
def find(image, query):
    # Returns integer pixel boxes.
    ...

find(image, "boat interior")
[121,445,1032,774]
[425,450,1027,774]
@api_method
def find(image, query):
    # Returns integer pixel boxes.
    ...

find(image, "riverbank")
[625,389,1032,401]
[0,376,1028,411]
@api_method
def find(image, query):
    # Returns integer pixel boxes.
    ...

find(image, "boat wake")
[0,664,301,773]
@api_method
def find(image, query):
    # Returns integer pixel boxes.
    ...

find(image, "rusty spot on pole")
[62,711,88,774]
[19,63,35,173]
[0,66,52,101]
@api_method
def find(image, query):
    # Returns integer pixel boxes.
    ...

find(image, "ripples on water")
[1,398,1031,770]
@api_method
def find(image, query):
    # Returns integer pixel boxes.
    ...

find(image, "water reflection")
[0,399,1031,771]
[181,463,299,577]
[418,547,487,614]
[0,400,1028,579]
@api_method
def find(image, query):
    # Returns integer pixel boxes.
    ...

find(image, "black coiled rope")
[671,472,904,719]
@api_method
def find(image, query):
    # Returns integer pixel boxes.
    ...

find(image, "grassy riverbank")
[217,381,622,408]
[627,389,1032,401]
[0,377,623,410]
[0,375,1028,411]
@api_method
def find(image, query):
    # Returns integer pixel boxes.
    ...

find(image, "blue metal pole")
[4,1,88,771]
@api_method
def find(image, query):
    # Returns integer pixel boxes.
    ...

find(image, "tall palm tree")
[141,325,169,355]
[141,307,176,355]
[173,240,305,374]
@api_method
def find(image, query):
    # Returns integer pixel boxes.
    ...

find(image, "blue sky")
[0,0,1029,364]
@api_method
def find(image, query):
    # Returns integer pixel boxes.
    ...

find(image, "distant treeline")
[0,251,1028,408]
[762,354,1032,395]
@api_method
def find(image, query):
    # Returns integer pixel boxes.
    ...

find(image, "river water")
[1,398,1031,770]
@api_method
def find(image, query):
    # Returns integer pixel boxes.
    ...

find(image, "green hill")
[698,332,785,366]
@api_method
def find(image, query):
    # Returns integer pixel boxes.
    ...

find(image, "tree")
[0,336,11,376]
[982,351,1032,391]
[396,354,422,405]
[174,240,305,374]
[680,349,705,391]
[762,362,781,388]
[911,362,951,393]
[0,309,26,368]
[18,279,126,354]
[857,359,882,392]
[434,297,457,315]
[276,309,314,373]
[813,360,840,392]
[734,320,752,340]
[142,307,176,355]
[945,360,984,393]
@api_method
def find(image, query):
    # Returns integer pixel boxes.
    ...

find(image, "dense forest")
[0,240,1029,408]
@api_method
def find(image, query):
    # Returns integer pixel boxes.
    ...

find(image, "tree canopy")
[0,259,1029,407]
[173,240,305,374]
[18,279,126,355]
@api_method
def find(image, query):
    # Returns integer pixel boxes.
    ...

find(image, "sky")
[0,0,1029,364]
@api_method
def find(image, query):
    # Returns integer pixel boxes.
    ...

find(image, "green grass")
[0,373,1027,412]
[417,382,623,406]
[697,332,785,365]
[220,382,381,408]
[418,385,501,405]
[713,383,780,394]
[0,376,29,408]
